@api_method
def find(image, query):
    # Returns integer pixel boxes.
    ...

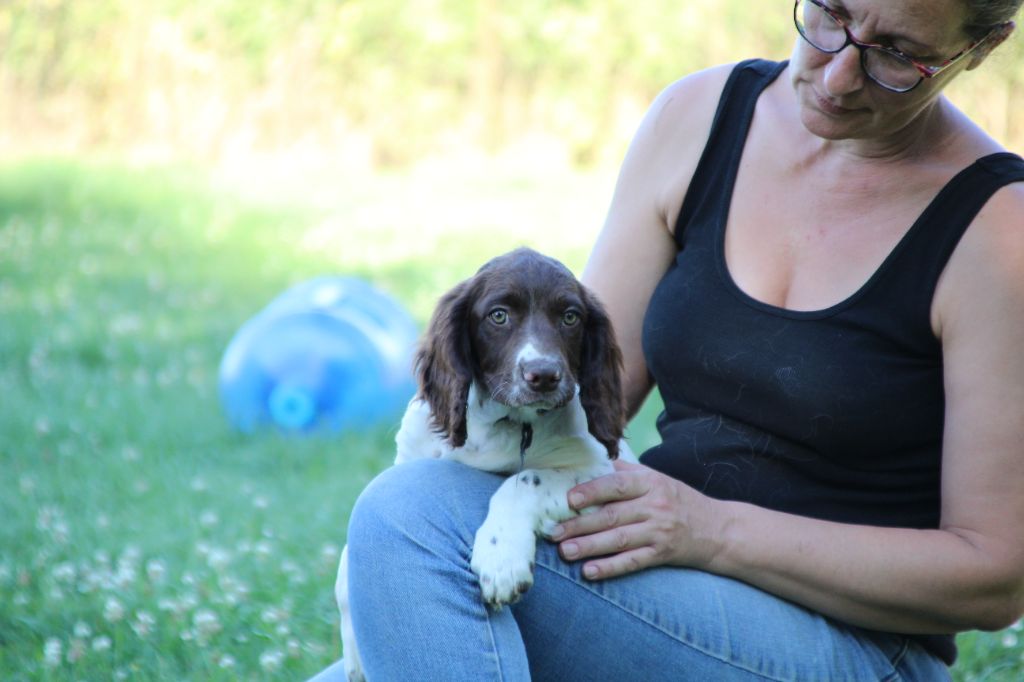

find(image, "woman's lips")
[815,92,858,116]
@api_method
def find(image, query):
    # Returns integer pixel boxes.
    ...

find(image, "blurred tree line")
[1,0,1022,168]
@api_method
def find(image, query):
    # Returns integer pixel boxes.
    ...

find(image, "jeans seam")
[483,611,507,682]
[533,561,790,682]
[879,638,911,682]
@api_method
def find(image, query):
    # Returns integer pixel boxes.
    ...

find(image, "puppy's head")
[416,248,625,457]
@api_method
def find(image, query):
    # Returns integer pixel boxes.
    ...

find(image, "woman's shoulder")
[647,63,737,135]
[933,153,1024,338]
[627,63,741,228]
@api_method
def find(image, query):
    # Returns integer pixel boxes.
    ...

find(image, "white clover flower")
[190,477,208,492]
[254,540,273,559]
[219,576,250,605]
[320,543,340,565]
[253,495,269,510]
[51,562,76,583]
[120,546,142,566]
[275,623,291,637]
[207,548,231,571]
[260,607,285,624]
[73,621,92,639]
[91,635,112,652]
[259,649,285,672]
[217,653,237,669]
[287,638,302,658]
[51,520,70,544]
[43,637,62,667]
[114,564,137,590]
[192,609,222,639]
[132,611,156,638]
[103,597,125,623]
[1002,631,1019,648]
[121,445,141,462]
[199,510,219,528]
[146,559,167,583]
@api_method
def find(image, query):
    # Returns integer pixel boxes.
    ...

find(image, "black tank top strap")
[875,151,1024,323]
[673,59,788,247]
[918,152,1024,268]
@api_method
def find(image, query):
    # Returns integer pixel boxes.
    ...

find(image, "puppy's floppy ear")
[578,286,626,459]
[415,278,476,448]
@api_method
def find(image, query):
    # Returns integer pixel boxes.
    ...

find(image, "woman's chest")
[723,156,939,313]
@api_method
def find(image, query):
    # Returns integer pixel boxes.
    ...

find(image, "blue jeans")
[313,458,950,681]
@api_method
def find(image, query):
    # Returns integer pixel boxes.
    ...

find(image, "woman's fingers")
[551,498,645,541]
[567,465,649,511]
[579,546,661,580]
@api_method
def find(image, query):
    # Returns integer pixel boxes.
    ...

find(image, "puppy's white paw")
[343,659,366,682]
[471,523,537,609]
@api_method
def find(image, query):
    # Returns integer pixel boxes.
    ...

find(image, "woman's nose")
[823,44,865,96]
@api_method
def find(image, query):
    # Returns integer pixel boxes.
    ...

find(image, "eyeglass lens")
[796,0,921,91]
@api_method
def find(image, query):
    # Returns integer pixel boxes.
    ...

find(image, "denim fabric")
[313,458,950,681]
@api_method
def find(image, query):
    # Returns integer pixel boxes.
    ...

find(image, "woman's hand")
[548,460,725,580]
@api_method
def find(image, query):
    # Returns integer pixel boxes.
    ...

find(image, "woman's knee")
[346,458,502,552]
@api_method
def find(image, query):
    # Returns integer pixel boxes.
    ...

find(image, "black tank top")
[640,59,1024,664]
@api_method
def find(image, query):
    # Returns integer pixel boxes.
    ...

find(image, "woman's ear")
[415,278,477,448]
[967,21,1015,70]
[577,286,627,459]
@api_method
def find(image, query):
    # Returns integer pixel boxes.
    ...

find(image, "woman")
[322,1,1024,679]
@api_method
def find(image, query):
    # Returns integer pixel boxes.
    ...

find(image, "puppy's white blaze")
[515,340,557,366]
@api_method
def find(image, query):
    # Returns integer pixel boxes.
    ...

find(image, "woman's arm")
[582,64,734,418]
[556,182,1024,634]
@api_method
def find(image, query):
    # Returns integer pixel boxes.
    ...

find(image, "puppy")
[336,248,634,681]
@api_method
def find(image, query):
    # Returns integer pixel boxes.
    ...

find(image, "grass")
[0,157,1021,680]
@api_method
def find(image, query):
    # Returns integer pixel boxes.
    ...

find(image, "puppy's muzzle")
[520,358,563,394]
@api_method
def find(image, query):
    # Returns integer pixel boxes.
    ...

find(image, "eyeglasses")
[793,0,992,93]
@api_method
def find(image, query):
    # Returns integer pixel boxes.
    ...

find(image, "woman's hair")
[963,0,1024,39]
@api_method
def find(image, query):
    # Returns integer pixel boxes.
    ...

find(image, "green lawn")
[0,158,1020,680]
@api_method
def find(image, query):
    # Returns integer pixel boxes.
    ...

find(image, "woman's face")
[789,0,977,143]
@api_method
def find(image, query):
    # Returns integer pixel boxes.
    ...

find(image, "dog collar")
[519,422,533,472]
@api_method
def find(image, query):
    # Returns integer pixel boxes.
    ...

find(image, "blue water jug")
[218,277,419,433]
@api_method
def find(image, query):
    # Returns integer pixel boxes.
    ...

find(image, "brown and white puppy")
[336,248,635,682]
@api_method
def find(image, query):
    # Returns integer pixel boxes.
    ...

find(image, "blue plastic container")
[218,277,418,433]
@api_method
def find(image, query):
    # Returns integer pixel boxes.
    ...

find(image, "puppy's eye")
[562,310,580,326]
[488,309,509,325]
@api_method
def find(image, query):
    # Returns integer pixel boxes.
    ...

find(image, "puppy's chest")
[455,419,533,473]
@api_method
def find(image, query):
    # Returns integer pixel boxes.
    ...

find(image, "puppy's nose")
[521,360,562,393]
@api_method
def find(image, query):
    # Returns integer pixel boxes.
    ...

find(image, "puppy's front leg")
[470,467,599,608]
